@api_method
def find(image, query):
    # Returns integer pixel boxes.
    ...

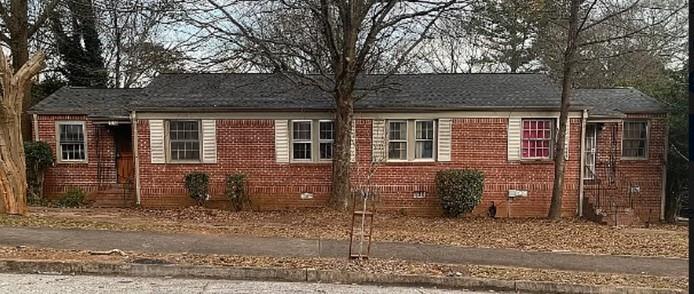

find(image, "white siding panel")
[149,120,165,163]
[275,120,289,163]
[507,117,521,161]
[437,118,452,161]
[350,121,356,162]
[372,119,386,162]
[201,120,217,163]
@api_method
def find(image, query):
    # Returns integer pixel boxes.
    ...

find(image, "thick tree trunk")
[330,91,354,210]
[548,0,580,219]
[0,50,45,215]
[9,0,32,140]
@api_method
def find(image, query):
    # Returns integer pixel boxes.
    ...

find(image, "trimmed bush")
[225,173,250,211]
[24,141,54,204]
[184,172,210,206]
[56,187,86,208]
[436,169,484,217]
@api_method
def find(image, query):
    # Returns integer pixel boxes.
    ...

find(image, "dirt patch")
[0,207,687,258]
[0,246,686,290]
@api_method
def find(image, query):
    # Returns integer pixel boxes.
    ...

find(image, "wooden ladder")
[348,190,375,260]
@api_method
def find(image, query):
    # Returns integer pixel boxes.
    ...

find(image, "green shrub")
[435,169,485,217]
[184,172,210,206]
[225,173,250,211]
[56,188,86,208]
[24,141,54,204]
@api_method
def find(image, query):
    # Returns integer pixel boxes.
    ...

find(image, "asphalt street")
[0,273,513,294]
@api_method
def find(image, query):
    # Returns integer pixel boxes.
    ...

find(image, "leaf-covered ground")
[0,207,687,258]
[0,246,686,290]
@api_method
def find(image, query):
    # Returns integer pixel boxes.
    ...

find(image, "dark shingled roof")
[136,73,567,111]
[30,87,142,119]
[30,73,665,117]
[574,88,666,118]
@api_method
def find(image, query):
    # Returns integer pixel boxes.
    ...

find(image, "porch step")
[86,187,136,208]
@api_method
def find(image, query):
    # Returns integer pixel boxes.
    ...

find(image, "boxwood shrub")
[435,169,484,217]
[184,172,210,206]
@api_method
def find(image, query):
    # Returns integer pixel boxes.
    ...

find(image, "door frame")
[583,123,598,180]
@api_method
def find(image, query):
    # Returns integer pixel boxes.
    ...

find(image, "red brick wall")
[36,115,116,198]
[137,117,583,217]
[587,115,666,221]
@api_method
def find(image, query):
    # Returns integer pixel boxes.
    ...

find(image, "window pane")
[389,122,407,140]
[59,124,86,161]
[319,121,334,140]
[415,141,433,159]
[622,121,647,158]
[293,143,311,159]
[169,121,200,161]
[388,142,407,160]
[521,119,553,159]
[416,121,433,140]
[293,121,312,140]
[320,142,333,159]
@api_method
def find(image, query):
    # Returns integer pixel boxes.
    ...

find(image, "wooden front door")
[114,126,134,184]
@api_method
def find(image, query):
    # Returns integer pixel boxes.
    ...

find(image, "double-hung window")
[622,121,647,159]
[290,119,335,162]
[521,119,553,160]
[319,121,334,160]
[168,120,201,162]
[388,121,408,160]
[57,122,87,162]
[387,120,436,161]
[292,120,313,161]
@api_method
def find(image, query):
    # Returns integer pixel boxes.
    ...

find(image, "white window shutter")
[275,120,289,163]
[563,120,570,160]
[201,120,217,163]
[437,119,452,161]
[507,117,521,161]
[350,121,356,162]
[149,120,165,163]
[372,119,386,162]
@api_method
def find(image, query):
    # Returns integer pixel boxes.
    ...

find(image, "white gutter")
[131,111,141,206]
[32,114,39,141]
[661,117,668,220]
[578,109,588,217]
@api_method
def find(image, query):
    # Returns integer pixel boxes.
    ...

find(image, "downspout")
[661,116,668,220]
[578,109,588,217]
[32,114,39,141]
[131,111,141,206]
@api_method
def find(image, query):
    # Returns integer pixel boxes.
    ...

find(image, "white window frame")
[387,120,409,161]
[583,124,597,180]
[56,121,88,163]
[166,120,202,163]
[290,120,314,162]
[621,120,649,160]
[414,119,436,161]
[520,118,555,160]
[318,120,334,161]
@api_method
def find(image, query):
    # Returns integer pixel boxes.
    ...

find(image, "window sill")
[621,157,648,161]
[289,160,332,165]
[166,160,206,164]
[519,159,554,164]
[56,160,88,165]
[385,159,437,165]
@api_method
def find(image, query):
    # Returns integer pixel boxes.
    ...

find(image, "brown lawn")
[0,207,687,258]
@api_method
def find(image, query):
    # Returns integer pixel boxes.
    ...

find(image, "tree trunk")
[548,0,580,219]
[9,0,33,140]
[330,90,354,210]
[0,50,45,215]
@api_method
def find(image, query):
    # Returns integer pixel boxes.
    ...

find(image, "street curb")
[0,259,683,294]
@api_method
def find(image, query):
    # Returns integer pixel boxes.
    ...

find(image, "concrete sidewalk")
[0,226,686,277]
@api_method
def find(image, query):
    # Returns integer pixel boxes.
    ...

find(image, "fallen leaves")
[0,207,688,258]
[0,246,686,290]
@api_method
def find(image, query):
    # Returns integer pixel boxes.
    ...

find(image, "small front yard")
[0,207,687,258]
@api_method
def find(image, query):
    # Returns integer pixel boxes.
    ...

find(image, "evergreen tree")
[51,0,108,87]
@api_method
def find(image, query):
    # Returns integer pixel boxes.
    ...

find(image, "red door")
[115,127,134,184]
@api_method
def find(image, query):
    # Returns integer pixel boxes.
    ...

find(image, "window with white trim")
[292,120,312,160]
[57,122,86,162]
[168,120,201,162]
[521,119,554,159]
[388,121,407,160]
[622,121,647,159]
[386,119,436,161]
[319,121,334,160]
[415,120,434,159]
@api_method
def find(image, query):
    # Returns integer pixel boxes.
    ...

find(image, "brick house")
[29,73,667,222]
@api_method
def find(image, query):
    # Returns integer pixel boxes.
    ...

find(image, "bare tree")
[0,50,45,215]
[0,0,60,138]
[543,0,686,218]
[176,0,462,209]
